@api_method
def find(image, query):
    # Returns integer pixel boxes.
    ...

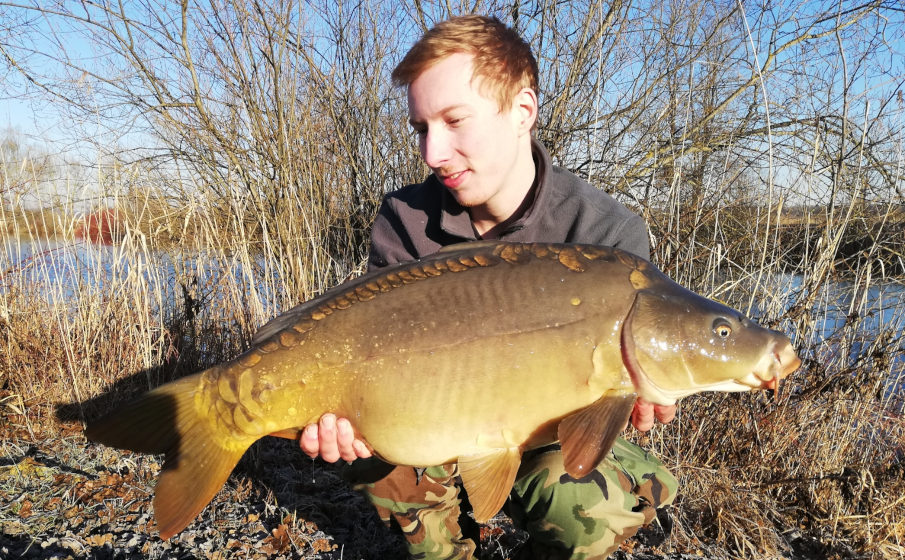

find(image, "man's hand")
[299,402,670,461]
[630,398,676,432]
[299,413,373,463]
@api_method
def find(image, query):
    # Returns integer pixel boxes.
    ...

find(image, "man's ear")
[512,87,538,134]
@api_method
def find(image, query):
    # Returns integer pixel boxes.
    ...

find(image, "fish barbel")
[86,241,801,539]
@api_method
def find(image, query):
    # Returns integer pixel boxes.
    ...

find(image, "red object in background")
[75,208,121,245]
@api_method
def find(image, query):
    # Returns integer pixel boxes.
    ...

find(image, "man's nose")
[421,128,451,168]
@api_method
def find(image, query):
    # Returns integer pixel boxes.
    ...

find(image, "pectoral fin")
[558,392,637,479]
[268,428,303,440]
[457,447,522,523]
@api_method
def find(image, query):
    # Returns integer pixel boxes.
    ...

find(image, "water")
[1,238,117,296]
[772,272,904,340]
[743,271,905,405]
[0,237,288,356]
[2,237,249,302]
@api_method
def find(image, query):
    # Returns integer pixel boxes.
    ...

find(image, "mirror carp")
[86,241,801,539]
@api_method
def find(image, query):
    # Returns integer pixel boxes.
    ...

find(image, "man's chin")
[448,189,483,209]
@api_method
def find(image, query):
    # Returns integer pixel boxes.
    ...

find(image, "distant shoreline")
[5,206,904,277]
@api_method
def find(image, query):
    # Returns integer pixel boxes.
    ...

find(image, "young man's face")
[407,52,536,212]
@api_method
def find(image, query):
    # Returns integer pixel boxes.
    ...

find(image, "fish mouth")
[739,342,802,392]
[739,344,801,390]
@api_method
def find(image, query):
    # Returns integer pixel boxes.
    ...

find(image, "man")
[300,15,677,559]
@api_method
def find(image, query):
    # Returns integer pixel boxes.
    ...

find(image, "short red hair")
[392,15,539,111]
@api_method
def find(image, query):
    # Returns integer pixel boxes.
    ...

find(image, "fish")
[85,240,801,539]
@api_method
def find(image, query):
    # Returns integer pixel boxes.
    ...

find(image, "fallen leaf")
[85,533,114,547]
[260,523,291,554]
[312,538,335,553]
[17,500,33,518]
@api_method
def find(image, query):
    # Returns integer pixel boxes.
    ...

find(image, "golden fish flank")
[85,240,801,540]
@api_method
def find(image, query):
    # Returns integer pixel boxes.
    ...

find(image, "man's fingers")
[654,404,677,424]
[352,440,373,459]
[317,414,341,463]
[631,399,678,432]
[298,414,371,462]
[336,418,359,462]
[337,418,373,460]
[631,399,655,432]
[300,423,320,458]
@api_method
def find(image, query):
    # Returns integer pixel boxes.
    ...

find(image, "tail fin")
[85,374,249,539]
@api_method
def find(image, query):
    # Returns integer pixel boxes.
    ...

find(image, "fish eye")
[712,319,732,338]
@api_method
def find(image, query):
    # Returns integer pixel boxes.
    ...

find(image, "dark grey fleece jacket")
[367,139,649,271]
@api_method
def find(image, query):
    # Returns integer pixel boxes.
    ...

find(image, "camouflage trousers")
[349,438,677,560]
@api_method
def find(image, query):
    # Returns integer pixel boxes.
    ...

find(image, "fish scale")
[85,240,801,539]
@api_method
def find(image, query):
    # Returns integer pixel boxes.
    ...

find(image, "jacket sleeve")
[567,197,651,261]
[366,198,419,272]
[609,213,651,261]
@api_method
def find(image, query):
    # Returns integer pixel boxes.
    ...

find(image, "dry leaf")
[260,523,291,554]
[85,533,114,547]
[17,500,33,518]
[312,538,334,553]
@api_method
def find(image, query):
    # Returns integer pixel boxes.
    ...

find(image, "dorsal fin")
[250,240,635,347]
[252,242,505,345]
[251,261,414,345]
[435,240,503,253]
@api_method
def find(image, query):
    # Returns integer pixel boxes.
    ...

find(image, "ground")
[0,423,712,560]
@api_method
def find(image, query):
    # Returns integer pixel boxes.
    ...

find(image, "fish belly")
[343,326,617,467]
